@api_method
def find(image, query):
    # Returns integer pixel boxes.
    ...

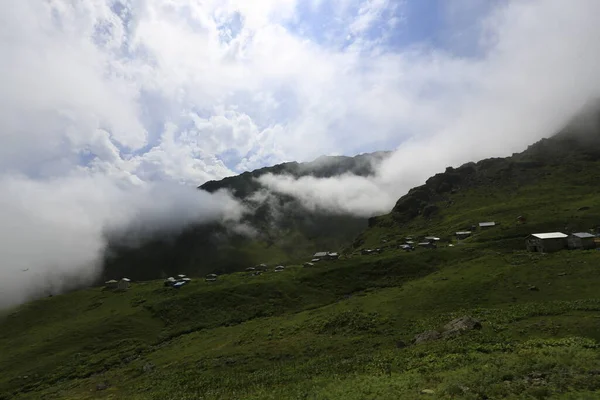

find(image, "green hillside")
[2,126,600,399]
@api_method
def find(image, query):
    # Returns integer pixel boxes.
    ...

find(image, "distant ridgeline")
[101,152,391,282]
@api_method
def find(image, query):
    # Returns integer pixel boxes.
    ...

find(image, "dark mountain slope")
[101,152,390,281]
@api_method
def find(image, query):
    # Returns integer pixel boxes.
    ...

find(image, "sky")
[3,0,600,307]
[1,0,508,186]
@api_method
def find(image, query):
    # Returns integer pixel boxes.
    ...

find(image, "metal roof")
[571,232,595,238]
[479,222,496,227]
[456,231,471,235]
[424,236,440,240]
[314,252,328,257]
[531,232,568,239]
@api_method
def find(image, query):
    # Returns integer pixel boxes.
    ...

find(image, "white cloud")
[0,172,244,308]
[259,0,600,216]
[2,0,600,306]
[349,0,392,36]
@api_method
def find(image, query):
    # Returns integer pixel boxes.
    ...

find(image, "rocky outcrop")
[412,316,482,344]
[441,316,482,339]
[412,330,442,344]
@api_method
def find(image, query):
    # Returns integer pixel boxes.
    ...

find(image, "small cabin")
[526,232,567,253]
[479,222,496,229]
[418,242,436,249]
[327,252,340,260]
[274,265,285,272]
[568,232,596,250]
[424,236,440,244]
[456,231,472,240]
[105,279,118,290]
[303,262,314,268]
[117,278,131,291]
[313,252,329,260]
[164,277,176,287]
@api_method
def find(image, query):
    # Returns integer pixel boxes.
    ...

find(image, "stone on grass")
[413,330,442,344]
[441,316,482,339]
[142,362,155,373]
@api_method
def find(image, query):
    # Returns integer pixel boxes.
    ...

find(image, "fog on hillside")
[0,177,245,309]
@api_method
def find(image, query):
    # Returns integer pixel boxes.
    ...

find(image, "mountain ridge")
[101,151,391,282]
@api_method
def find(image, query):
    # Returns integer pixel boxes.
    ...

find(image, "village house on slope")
[424,236,440,244]
[567,232,596,250]
[455,231,472,240]
[104,280,118,290]
[479,222,496,229]
[117,278,131,291]
[312,252,340,260]
[526,232,568,253]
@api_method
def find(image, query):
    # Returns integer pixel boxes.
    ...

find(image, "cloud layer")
[3,0,600,306]
[259,0,600,216]
[0,174,243,308]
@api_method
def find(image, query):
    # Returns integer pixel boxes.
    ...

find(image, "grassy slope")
[2,147,600,399]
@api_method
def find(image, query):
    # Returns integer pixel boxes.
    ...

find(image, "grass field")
[2,138,600,399]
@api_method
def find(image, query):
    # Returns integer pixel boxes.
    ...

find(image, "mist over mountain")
[3,0,600,310]
[101,151,390,281]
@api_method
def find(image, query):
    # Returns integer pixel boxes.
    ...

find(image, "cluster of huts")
[245,263,286,274]
[454,222,498,240]
[526,232,598,253]
[391,217,598,254]
[104,278,131,291]
[362,247,386,254]
[300,251,339,267]
[310,252,339,262]
[164,274,192,288]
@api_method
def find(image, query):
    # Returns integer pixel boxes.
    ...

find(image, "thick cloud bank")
[0,175,243,309]
[259,1,600,216]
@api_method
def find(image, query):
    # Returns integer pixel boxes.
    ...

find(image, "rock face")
[441,316,482,339]
[412,316,483,344]
[413,330,442,344]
